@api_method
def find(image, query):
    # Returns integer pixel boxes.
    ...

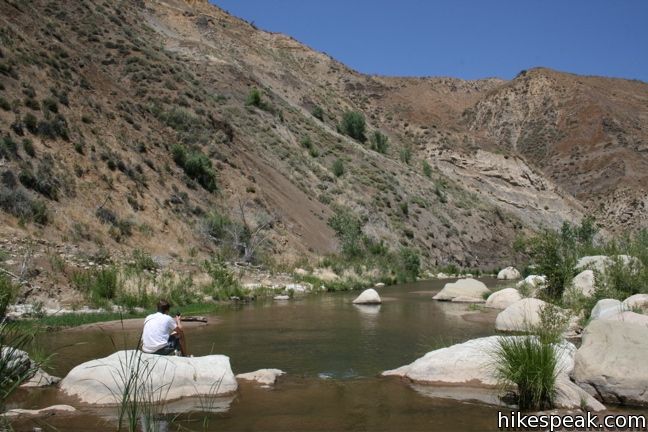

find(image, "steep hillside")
[0,0,646,304]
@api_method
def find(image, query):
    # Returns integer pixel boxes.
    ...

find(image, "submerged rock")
[382,336,603,411]
[352,288,381,304]
[60,351,237,404]
[497,267,521,280]
[0,405,76,419]
[495,298,551,332]
[485,288,522,309]
[573,320,648,406]
[451,296,485,303]
[432,278,490,301]
[236,369,285,386]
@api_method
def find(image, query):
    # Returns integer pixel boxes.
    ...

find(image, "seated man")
[141,299,188,356]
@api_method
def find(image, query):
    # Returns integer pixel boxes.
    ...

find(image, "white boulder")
[383,336,603,411]
[0,347,60,388]
[576,255,640,274]
[497,267,521,280]
[573,320,648,406]
[568,270,595,298]
[375,282,386,288]
[623,294,648,311]
[0,405,76,419]
[590,299,627,320]
[236,369,285,386]
[273,295,290,301]
[485,288,522,309]
[352,288,381,304]
[495,298,550,332]
[603,311,648,326]
[432,278,490,301]
[60,351,237,404]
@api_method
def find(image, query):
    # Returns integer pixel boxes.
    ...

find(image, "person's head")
[157,299,171,314]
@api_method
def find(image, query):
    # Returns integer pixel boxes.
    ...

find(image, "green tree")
[339,111,366,142]
[328,208,363,257]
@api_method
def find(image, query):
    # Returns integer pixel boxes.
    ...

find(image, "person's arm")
[170,314,183,336]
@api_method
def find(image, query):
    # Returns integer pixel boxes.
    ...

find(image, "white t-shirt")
[141,312,177,353]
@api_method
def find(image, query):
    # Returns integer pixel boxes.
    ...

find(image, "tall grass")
[0,273,18,319]
[491,303,569,410]
[493,336,560,410]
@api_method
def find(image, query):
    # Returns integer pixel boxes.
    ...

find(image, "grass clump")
[493,336,560,410]
[203,257,245,301]
[311,105,324,121]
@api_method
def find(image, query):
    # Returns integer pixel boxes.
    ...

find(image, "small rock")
[433,278,490,301]
[1,405,76,419]
[375,282,386,288]
[273,295,290,301]
[236,369,285,386]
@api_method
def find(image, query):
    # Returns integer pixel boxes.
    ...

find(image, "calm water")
[12,279,512,431]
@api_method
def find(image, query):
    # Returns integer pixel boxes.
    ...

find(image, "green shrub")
[204,211,231,240]
[339,111,366,142]
[203,257,243,301]
[328,208,363,257]
[129,249,158,273]
[0,136,17,159]
[396,247,420,283]
[399,146,412,164]
[0,188,49,224]
[422,160,432,177]
[42,97,59,114]
[311,105,324,121]
[171,144,218,192]
[22,139,35,157]
[300,136,313,150]
[72,267,119,308]
[0,274,18,319]
[332,158,344,177]
[369,131,389,153]
[0,97,10,111]
[493,336,560,410]
[246,88,262,107]
[23,114,38,134]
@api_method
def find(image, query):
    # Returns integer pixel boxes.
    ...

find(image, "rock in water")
[497,267,521,280]
[0,347,60,388]
[352,288,381,304]
[236,369,285,386]
[432,278,490,301]
[382,336,604,411]
[485,288,522,309]
[495,298,550,332]
[573,320,648,406]
[60,351,237,404]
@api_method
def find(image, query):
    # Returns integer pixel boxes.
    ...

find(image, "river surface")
[10,279,516,431]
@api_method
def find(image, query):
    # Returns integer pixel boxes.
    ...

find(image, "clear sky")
[211,0,648,82]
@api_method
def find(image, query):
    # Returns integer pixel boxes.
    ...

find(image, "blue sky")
[211,1,648,82]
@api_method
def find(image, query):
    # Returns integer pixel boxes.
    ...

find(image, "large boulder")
[497,267,521,280]
[576,255,640,274]
[485,288,522,309]
[590,299,627,320]
[515,275,546,290]
[603,311,648,326]
[495,298,549,332]
[60,351,237,404]
[573,320,648,406]
[432,278,490,301]
[568,270,595,298]
[382,336,603,411]
[623,294,648,312]
[352,288,381,304]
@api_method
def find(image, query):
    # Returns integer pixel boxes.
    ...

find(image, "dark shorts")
[152,335,181,356]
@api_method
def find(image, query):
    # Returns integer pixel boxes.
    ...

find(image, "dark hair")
[157,299,171,313]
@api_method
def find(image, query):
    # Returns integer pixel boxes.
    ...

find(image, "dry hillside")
[0,0,646,302]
